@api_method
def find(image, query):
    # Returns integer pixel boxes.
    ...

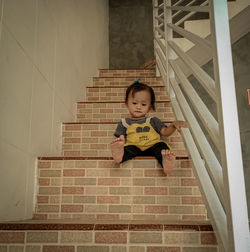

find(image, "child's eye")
[132,102,137,105]
[142,104,147,106]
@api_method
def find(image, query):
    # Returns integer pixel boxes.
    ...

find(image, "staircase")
[0,68,218,251]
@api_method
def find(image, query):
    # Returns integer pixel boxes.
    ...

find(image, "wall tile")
[29,69,53,156]
[0,26,33,150]
[3,0,37,60]
[0,142,28,220]
[35,0,56,85]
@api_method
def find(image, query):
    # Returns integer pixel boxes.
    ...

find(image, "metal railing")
[152,0,250,251]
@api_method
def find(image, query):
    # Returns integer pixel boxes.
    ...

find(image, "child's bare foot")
[161,149,176,175]
[110,135,125,163]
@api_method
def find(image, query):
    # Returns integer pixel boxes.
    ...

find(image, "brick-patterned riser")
[76,101,174,123]
[86,86,168,102]
[0,223,218,252]
[34,158,205,221]
[62,123,188,157]
[93,77,163,87]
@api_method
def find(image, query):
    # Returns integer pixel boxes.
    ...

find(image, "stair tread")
[77,100,170,103]
[63,120,173,124]
[0,219,212,231]
[87,85,164,87]
[37,156,189,160]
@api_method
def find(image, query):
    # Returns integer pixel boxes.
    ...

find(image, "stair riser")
[99,68,156,77]
[76,102,174,123]
[86,86,168,102]
[35,159,206,221]
[0,229,218,251]
[62,124,187,157]
[93,77,163,87]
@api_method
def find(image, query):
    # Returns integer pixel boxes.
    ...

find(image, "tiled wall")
[0,0,109,221]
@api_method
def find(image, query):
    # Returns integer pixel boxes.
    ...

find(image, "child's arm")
[160,120,189,137]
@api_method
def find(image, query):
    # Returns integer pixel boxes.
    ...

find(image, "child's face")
[126,90,152,119]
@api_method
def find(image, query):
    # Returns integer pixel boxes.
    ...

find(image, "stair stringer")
[174,5,250,77]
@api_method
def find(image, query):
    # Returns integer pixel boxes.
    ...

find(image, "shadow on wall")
[109,0,154,69]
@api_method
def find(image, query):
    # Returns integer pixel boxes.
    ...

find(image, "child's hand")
[173,120,189,132]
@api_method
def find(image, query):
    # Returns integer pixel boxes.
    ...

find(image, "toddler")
[110,81,188,175]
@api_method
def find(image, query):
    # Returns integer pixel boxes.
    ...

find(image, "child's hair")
[125,81,156,111]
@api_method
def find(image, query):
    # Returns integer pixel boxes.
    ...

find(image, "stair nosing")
[99,68,156,71]
[37,156,189,160]
[63,120,173,125]
[0,222,213,231]
[77,100,170,104]
[87,85,165,88]
[92,76,161,79]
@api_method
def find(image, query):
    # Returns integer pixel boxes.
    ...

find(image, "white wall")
[0,0,109,221]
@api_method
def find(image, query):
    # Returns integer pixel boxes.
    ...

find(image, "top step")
[99,69,156,78]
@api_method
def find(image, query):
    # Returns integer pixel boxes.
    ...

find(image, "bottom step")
[0,220,218,252]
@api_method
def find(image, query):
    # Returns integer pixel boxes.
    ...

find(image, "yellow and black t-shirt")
[114,117,168,151]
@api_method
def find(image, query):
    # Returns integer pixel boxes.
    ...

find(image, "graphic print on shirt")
[122,118,162,151]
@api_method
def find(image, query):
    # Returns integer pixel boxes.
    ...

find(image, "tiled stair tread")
[77,100,171,104]
[92,77,163,86]
[92,79,161,84]
[95,75,158,80]
[99,67,155,69]
[87,85,165,88]
[99,68,155,73]
[87,86,165,90]
[93,77,161,81]
[63,120,174,124]
[38,156,189,161]
[0,220,213,231]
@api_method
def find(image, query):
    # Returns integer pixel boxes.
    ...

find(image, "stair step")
[76,101,174,123]
[62,123,187,157]
[86,86,168,102]
[34,157,205,222]
[99,68,156,77]
[0,221,218,252]
[92,77,163,87]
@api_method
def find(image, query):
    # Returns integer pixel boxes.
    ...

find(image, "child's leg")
[149,142,176,175]
[110,135,126,163]
[161,149,176,175]
[122,145,142,163]
[111,136,141,164]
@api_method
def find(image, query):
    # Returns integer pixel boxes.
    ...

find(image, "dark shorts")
[121,142,169,167]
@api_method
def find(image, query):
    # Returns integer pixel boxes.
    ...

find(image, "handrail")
[152,0,250,251]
